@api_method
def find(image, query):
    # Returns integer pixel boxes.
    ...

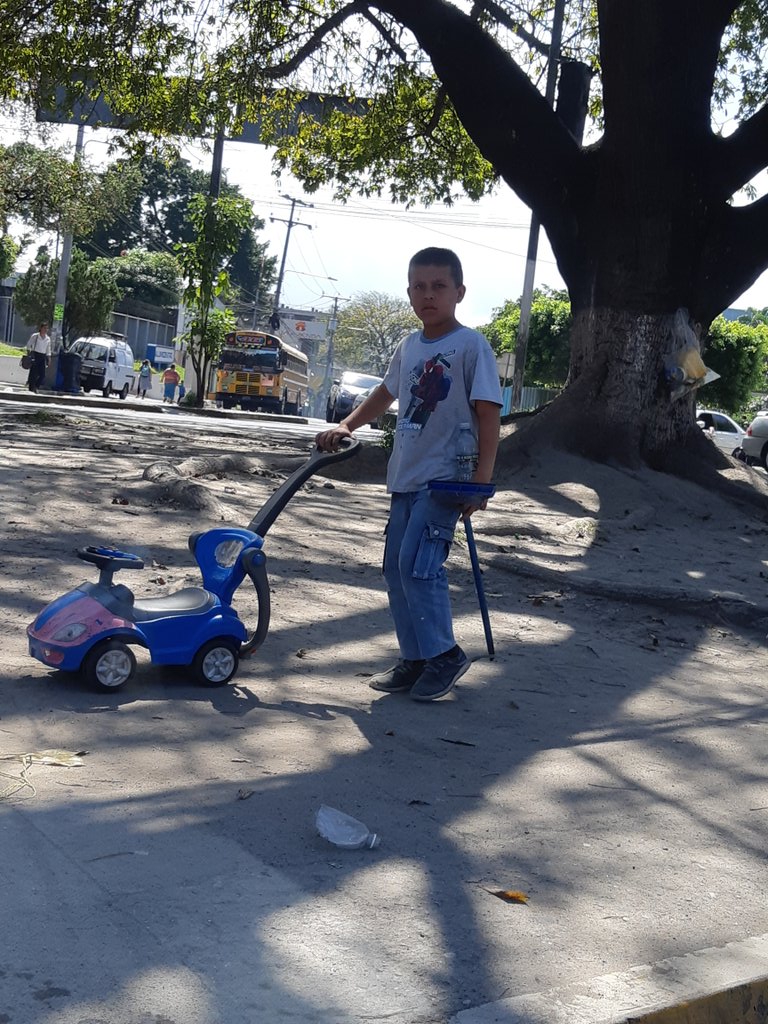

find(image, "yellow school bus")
[212,330,309,414]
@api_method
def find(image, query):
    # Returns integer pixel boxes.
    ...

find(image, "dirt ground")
[2,405,768,1024]
[5,407,768,673]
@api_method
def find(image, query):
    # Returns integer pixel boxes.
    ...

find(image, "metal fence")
[501,385,561,415]
[110,313,176,359]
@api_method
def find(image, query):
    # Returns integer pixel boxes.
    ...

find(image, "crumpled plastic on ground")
[0,749,87,800]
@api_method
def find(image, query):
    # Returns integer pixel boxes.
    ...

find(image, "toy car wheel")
[192,638,240,686]
[83,639,136,691]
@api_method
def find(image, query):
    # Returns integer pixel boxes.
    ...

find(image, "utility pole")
[251,255,266,329]
[509,0,565,412]
[51,123,85,355]
[270,195,312,332]
[318,293,348,416]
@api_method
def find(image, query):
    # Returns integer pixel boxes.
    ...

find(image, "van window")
[82,343,108,361]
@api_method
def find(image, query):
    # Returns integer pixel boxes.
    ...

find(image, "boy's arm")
[461,399,501,516]
[474,400,501,483]
[316,383,396,450]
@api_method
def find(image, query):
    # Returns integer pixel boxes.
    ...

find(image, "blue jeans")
[383,490,460,661]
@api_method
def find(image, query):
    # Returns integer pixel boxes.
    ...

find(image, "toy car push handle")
[240,548,271,655]
[247,437,360,538]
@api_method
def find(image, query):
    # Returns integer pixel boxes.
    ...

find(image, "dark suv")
[326,371,383,422]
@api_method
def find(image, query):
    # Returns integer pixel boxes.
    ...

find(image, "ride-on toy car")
[27,440,359,691]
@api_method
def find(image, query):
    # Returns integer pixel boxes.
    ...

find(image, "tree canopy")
[481,287,572,388]
[0,141,140,236]
[703,315,768,415]
[77,153,276,317]
[334,291,420,375]
[111,249,182,309]
[9,1,768,467]
[14,246,123,339]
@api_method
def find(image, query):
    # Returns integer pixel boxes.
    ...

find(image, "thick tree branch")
[698,194,768,319]
[371,0,584,215]
[261,0,368,80]
[716,103,768,198]
[470,0,549,57]
[360,8,407,61]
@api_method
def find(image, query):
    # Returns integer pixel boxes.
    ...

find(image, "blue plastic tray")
[428,480,496,503]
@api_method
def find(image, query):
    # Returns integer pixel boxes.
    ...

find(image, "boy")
[316,247,502,701]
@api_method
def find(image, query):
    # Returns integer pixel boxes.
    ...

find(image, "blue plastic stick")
[463,515,495,660]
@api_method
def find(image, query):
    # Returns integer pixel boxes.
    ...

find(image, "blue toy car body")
[27,441,358,691]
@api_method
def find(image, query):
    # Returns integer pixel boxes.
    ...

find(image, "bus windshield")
[219,346,280,372]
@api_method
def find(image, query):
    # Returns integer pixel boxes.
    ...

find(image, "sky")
[6,119,768,329]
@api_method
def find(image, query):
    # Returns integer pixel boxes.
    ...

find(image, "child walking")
[316,247,502,701]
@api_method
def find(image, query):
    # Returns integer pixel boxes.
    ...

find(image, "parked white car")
[696,409,746,457]
[740,411,768,469]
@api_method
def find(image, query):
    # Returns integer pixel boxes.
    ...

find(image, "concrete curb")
[452,932,768,1023]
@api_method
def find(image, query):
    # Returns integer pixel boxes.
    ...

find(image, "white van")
[72,336,136,399]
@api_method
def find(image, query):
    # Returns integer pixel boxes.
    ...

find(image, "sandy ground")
[2,406,768,1024]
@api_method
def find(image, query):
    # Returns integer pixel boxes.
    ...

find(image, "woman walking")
[161,363,180,403]
[136,359,153,398]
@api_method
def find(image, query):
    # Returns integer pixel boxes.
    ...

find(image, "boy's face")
[407,263,465,337]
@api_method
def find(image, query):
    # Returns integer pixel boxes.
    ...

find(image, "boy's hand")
[316,423,353,452]
[461,494,489,517]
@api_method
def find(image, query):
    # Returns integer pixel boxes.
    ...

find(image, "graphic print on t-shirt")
[402,351,455,429]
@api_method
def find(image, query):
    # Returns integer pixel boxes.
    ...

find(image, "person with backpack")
[136,359,153,399]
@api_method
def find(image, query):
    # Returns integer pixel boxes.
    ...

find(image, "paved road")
[0,386,383,445]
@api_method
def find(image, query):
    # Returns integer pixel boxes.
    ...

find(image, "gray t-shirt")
[382,325,503,493]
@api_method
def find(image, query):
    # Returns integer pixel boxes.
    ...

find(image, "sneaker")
[410,646,470,701]
[368,658,425,693]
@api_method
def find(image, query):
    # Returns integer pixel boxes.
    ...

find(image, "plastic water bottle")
[455,423,478,481]
[315,805,380,849]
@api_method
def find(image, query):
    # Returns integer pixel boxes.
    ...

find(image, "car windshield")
[343,373,382,389]
[79,342,108,361]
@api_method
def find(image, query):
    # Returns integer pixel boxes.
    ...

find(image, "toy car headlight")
[52,623,88,642]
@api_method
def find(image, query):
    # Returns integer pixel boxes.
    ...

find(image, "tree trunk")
[515,307,705,467]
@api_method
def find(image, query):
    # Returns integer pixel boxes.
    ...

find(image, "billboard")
[37,81,368,139]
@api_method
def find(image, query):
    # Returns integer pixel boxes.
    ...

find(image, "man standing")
[26,323,52,393]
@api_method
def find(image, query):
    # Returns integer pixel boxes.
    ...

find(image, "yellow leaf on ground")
[489,889,529,904]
